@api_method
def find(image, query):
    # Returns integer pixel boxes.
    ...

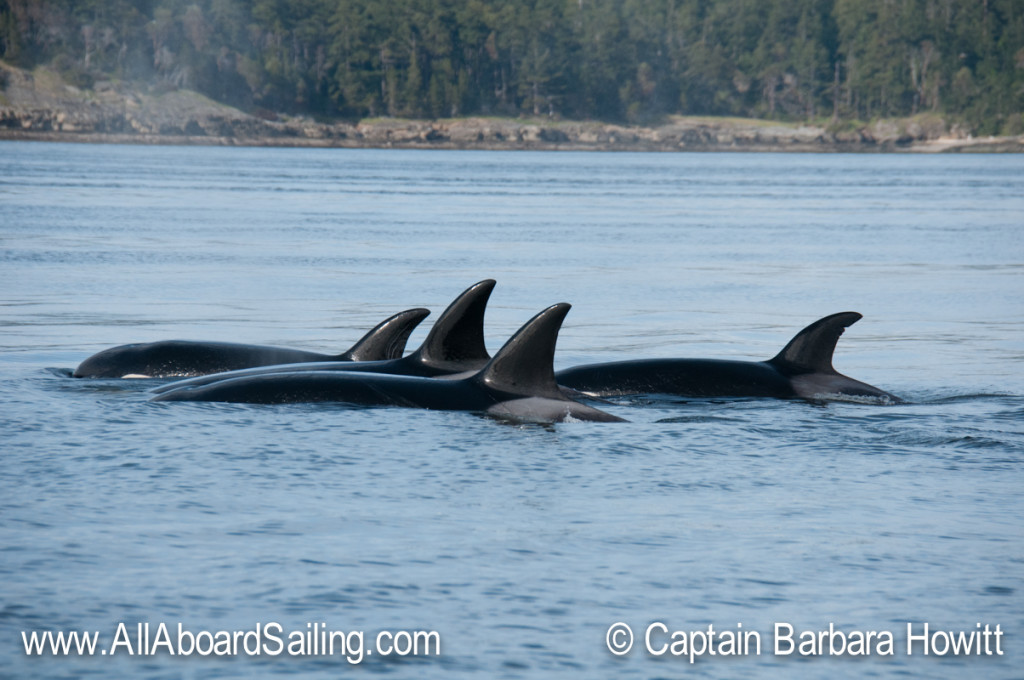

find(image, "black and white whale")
[73,307,430,379]
[556,312,903,403]
[153,303,625,423]
[149,279,496,394]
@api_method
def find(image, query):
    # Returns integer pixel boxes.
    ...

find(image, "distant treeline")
[2,0,1022,133]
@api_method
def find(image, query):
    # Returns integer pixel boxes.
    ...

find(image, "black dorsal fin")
[411,280,495,368]
[339,308,430,361]
[768,312,863,374]
[476,303,570,399]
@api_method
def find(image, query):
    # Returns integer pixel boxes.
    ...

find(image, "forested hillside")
[2,0,1022,134]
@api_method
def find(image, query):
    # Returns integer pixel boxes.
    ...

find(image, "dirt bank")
[2,62,1021,153]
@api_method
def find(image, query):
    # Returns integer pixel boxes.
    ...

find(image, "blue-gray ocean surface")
[1,142,1022,679]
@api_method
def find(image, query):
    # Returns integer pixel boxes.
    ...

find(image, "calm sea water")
[1,142,1022,679]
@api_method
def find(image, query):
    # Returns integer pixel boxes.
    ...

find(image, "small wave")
[917,392,1019,405]
[807,392,901,405]
[44,370,153,394]
[877,429,1020,453]
[655,415,742,424]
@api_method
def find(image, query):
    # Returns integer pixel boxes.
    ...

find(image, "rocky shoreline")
[2,62,1022,153]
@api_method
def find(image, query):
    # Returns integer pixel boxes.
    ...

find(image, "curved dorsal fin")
[768,311,862,374]
[339,307,430,361]
[412,280,495,368]
[476,303,570,399]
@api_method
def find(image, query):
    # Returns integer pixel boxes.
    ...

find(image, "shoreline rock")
[2,62,1021,153]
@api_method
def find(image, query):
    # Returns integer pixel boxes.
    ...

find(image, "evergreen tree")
[0,0,1020,130]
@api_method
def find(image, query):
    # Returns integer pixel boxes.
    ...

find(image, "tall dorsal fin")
[339,307,430,361]
[476,303,570,399]
[767,311,863,374]
[411,280,495,368]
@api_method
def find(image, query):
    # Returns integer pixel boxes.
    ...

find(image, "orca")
[149,279,497,394]
[153,303,625,423]
[556,312,903,403]
[72,307,429,379]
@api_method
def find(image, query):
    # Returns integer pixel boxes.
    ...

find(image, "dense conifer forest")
[2,0,1022,134]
